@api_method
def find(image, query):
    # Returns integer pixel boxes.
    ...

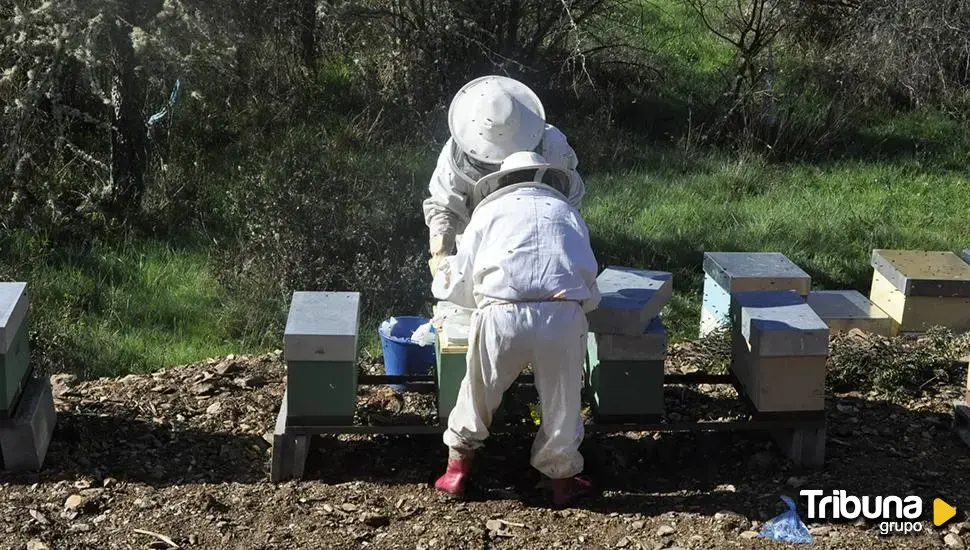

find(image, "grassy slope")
[584,150,970,341]
[4,0,968,376]
[578,0,970,341]
[2,238,256,378]
[11,120,966,375]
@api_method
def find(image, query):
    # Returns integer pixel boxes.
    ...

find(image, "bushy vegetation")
[682,327,970,396]
[1,0,968,378]
[827,328,970,397]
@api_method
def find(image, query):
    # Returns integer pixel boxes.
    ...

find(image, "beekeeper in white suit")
[424,75,585,274]
[429,150,600,508]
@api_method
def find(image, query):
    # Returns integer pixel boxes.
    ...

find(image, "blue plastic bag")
[759,496,814,544]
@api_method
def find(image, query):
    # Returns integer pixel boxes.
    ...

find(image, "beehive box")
[730,291,828,412]
[433,327,509,425]
[0,283,30,419]
[700,252,811,338]
[0,375,56,471]
[586,318,666,420]
[869,250,970,333]
[283,292,360,426]
[434,326,468,422]
[806,290,894,336]
[586,266,672,336]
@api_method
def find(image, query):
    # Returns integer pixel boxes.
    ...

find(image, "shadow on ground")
[2,389,966,526]
[299,389,970,522]
[1,411,270,487]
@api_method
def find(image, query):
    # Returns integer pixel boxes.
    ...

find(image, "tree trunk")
[506,0,521,59]
[107,14,147,224]
[300,0,318,69]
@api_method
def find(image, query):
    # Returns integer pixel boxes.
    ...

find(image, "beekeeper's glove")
[428,234,454,276]
[429,253,447,276]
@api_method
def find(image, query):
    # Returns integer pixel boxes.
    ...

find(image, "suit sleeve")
[575,215,601,313]
[431,214,481,309]
[422,142,472,255]
[542,125,586,209]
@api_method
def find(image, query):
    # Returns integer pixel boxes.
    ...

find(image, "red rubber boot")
[550,475,593,508]
[434,457,472,498]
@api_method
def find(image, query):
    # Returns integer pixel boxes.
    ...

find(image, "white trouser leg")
[443,305,531,455]
[529,302,587,479]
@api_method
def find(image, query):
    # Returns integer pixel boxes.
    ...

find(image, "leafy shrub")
[220,122,434,337]
[828,327,970,397]
[788,0,970,110]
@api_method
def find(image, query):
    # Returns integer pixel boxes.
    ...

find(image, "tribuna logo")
[800,490,924,535]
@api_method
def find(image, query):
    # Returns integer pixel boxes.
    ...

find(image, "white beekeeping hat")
[474,151,570,200]
[448,76,546,164]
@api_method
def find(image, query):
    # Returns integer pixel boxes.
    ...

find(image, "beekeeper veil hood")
[474,151,571,201]
[449,76,546,165]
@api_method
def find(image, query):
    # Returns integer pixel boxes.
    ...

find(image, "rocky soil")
[2,338,969,550]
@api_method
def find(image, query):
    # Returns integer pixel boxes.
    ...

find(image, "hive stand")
[586,267,673,336]
[272,291,361,482]
[730,290,829,468]
[0,376,57,471]
[0,283,30,419]
[806,290,894,336]
[869,250,970,333]
[0,283,56,472]
[700,252,811,338]
[271,263,833,480]
[586,318,666,421]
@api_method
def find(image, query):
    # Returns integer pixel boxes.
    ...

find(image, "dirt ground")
[2,344,969,550]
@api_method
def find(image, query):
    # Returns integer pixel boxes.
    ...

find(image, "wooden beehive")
[868,250,970,333]
[730,291,829,412]
[586,318,666,420]
[0,283,30,419]
[700,252,812,338]
[806,290,894,336]
[283,292,360,426]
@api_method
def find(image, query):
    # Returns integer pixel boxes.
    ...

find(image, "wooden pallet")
[270,371,826,481]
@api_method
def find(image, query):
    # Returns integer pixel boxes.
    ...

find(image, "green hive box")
[283,292,360,426]
[585,318,666,421]
[435,331,467,422]
[0,283,30,419]
[434,328,506,425]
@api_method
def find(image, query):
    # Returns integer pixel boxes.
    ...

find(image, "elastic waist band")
[483,298,581,308]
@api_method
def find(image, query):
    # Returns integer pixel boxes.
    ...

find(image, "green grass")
[630,0,734,97]
[584,152,970,341]
[5,108,969,377]
[6,112,970,376]
[1,237,269,378]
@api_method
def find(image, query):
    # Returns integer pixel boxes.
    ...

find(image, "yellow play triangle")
[934,498,957,527]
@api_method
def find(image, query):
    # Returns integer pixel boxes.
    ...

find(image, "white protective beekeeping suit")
[423,76,585,273]
[431,151,600,480]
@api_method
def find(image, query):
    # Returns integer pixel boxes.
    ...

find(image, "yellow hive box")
[869,250,970,334]
[806,290,894,336]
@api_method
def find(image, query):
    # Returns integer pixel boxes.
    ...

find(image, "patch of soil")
[2,344,969,550]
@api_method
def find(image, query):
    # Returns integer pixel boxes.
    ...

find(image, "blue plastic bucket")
[378,316,436,391]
